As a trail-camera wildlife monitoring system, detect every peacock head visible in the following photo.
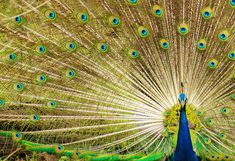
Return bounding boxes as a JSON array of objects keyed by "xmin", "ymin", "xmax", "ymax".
[{"xmin": 179, "ymin": 93, "xmax": 187, "ymax": 108}]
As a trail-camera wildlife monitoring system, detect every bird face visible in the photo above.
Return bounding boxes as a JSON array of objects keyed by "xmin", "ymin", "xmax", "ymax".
[{"xmin": 179, "ymin": 93, "xmax": 187, "ymax": 107}]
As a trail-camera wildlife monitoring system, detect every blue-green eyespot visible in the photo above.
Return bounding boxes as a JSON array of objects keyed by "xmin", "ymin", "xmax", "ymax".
[
  {"xmin": 14, "ymin": 83, "xmax": 24, "ymax": 92},
  {"xmin": 77, "ymin": 12, "xmax": 89, "ymax": 24},
  {"xmin": 202, "ymin": 7, "xmax": 214, "ymax": 20},
  {"xmin": 137, "ymin": 26, "xmax": 149, "ymax": 38},
  {"xmin": 197, "ymin": 39, "xmax": 207, "ymax": 50},
  {"xmin": 97, "ymin": 43, "xmax": 109, "ymax": 53},
  {"xmin": 65, "ymin": 69, "xmax": 76, "ymax": 78},
  {"xmin": 159, "ymin": 39, "xmax": 169, "ymax": 50},
  {"xmin": 108, "ymin": 16, "xmax": 121, "ymax": 27},
  {"xmin": 208, "ymin": 59, "xmax": 218, "ymax": 69},
  {"xmin": 35, "ymin": 45, "xmax": 47, "ymax": 55},
  {"xmin": 152, "ymin": 5, "xmax": 163, "ymax": 18},
  {"xmin": 218, "ymin": 30, "xmax": 230, "ymax": 42},
  {"xmin": 178, "ymin": 23, "xmax": 189, "ymax": 35},
  {"xmin": 30, "ymin": 114, "xmax": 40, "ymax": 122},
  {"xmin": 128, "ymin": 49, "xmax": 140, "ymax": 59},
  {"xmin": 45, "ymin": 10, "xmax": 57, "ymax": 20}
]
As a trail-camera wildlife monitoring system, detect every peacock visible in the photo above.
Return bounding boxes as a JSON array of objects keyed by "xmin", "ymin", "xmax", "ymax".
[{"xmin": 0, "ymin": 0, "xmax": 234, "ymax": 160}]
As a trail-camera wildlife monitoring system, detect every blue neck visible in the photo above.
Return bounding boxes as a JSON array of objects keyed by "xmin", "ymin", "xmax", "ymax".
[{"xmin": 173, "ymin": 106, "xmax": 199, "ymax": 161}]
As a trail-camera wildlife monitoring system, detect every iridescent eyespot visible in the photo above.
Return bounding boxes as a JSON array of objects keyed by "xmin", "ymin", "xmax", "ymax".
[
  {"xmin": 14, "ymin": 16, "xmax": 25, "ymax": 25},
  {"xmin": 36, "ymin": 45, "xmax": 47, "ymax": 55},
  {"xmin": 218, "ymin": 30, "xmax": 229, "ymax": 42},
  {"xmin": 206, "ymin": 117, "xmax": 214, "ymax": 126},
  {"xmin": 47, "ymin": 100, "xmax": 57, "ymax": 109},
  {"xmin": 228, "ymin": 51, "xmax": 235, "ymax": 60},
  {"xmin": 152, "ymin": 5, "xmax": 163, "ymax": 18},
  {"xmin": 65, "ymin": 69, "xmax": 76, "ymax": 78},
  {"xmin": 9, "ymin": 53, "xmax": 15, "ymax": 60},
  {"xmin": 0, "ymin": 99, "xmax": 5, "ymax": 107},
  {"xmin": 220, "ymin": 107, "xmax": 230, "ymax": 115},
  {"xmin": 204, "ymin": 138, "xmax": 211, "ymax": 144},
  {"xmin": 14, "ymin": 83, "xmax": 24, "ymax": 92},
  {"xmin": 128, "ymin": 49, "xmax": 140, "ymax": 59},
  {"xmin": 15, "ymin": 16, "xmax": 21, "ymax": 24},
  {"xmin": 137, "ymin": 26, "xmax": 149, "ymax": 38},
  {"xmin": 197, "ymin": 39, "xmax": 207, "ymax": 50},
  {"xmin": 36, "ymin": 74, "xmax": 47, "ymax": 83},
  {"xmin": 108, "ymin": 16, "xmax": 121, "ymax": 27},
  {"xmin": 12, "ymin": 132, "xmax": 22, "ymax": 142},
  {"xmin": 218, "ymin": 132, "xmax": 226, "ymax": 139},
  {"xmin": 65, "ymin": 41, "xmax": 77, "ymax": 52},
  {"xmin": 178, "ymin": 23, "xmax": 189, "ymax": 35},
  {"xmin": 55, "ymin": 145, "xmax": 64, "ymax": 153},
  {"xmin": 223, "ymin": 154, "xmax": 232, "ymax": 160},
  {"xmin": 127, "ymin": 0, "xmax": 139, "ymax": 5},
  {"xmin": 45, "ymin": 10, "xmax": 57, "ymax": 20},
  {"xmin": 202, "ymin": 7, "xmax": 213, "ymax": 20},
  {"xmin": 5, "ymin": 53, "xmax": 17, "ymax": 63},
  {"xmin": 97, "ymin": 43, "xmax": 109, "ymax": 53},
  {"xmin": 159, "ymin": 39, "xmax": 169, "ymax": 50},
  {"xmin": 208, "ymin": 59, "xmax": 218, "ymax": 69},
  {"xmin": 230, "ymin": 0, "xmax": 235, "ymax": 8},
  {"xmin": 77, "ymin": 12, "xmax": 89, "ymax": 24},
  {"xmin": 30, "ymin": 114, "xmax": 40, "ymax": 122}
]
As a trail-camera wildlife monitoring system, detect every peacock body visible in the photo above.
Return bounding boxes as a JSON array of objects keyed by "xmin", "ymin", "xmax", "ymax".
[{"xmin": 0, "ymin": 0, "xmax": 234, "ymax": 160}]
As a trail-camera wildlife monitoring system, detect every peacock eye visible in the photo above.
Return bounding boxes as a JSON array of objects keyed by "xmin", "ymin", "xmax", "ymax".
[
  {"xmin": 55, "ymin": 145, "xmax": 64, "ymax": 153},
  {"xmin": 12, "ymin": 132, "xmax": 22, "ymax": 142},
  {"xmin": 36, "ymin": 74, "xmax": 47, "ymax": 83},
  {"xmin": 159, "ymin": 39, "xmax": 170, "ymax": 50},
  {"xmin": 152, "ymin": 5, "xmax": 163, "ymax": 17},
  {"xmin": 65, "ymin": 41, "xmax": 77, "ymax": 52},
  {"xmin": 202, "ymin": 7, "xmax": 213, "ymax": 20},
  {"xmin": 108, "ymin": 16, "xmax": 120, "ymax": 28},
  {"xmin": 39, "ymin": 46, "xmax": 45, "ymax": 52},
  {"xmin": 30, "ymin": 114, "xmax": 40, "ymax": 122},
  {"xmin": 197, "ymin": 39, "xmax": 207, "ymax": 50},
  {"xmin": 230, "ymin": 0, "xmax": 235, "ymax": 7},
  {"xmin": 101, "ymin": 44, "xmax": 107, "ymax": 51},
  {"xmin": 81, "ymin": 14, "xmax": 87, "ymax": 21},
  {"xmin": 128, "ymin": 49, "xmax": 140, "ymax": 59},
  {"xmin": 220, "ymin": 107, "xmax": 230, "ymax": 115},
  {"xmin": 77, "ymin": 12, "xmax": 89, "ymax": 24},
  {"xmin": 137, "ymin": 26, "xmax": 149, "ymax": 38},
  {"xmin": 178, "ymin": 23, "xmax": 189, "ymax": 35},
  {"xmin": 15, "ymin": 133, "xmax": 21, "ymax": 138},
  {"xmin": 218, "ymin": 30, "xmax": 229, "ymax": 42},
  {"xmin": 65, "ymin": 69, "xmax": 76, "ymax": 78},
  {"xmin": 58, "ymin": 146, "xmax": 62, "ymax": 150},
  {"xmin": 14, "ymin": 83, "xmax": 24, "ymax": 92},
  {"xmin": 49, "ymin": 12, "xmax": 55, "ymax": 19},
  {"xmin": 9, "ymin": 53, "xmax": 15, "ymax": 60},
  {"xmin": 208, "ymin": 59, "xmax": 218, "ymax": 69},
  {"xmin": 113, "ymin": 18, "xmax": 118, "ymax": 25},
  {"xmin": 70, "ymin": 43, "xmax": 75, "ymax": 49},
  {"xmin": 47, "ymin": 100, "xmax": 57, "ymax": 109},
  {"xmin": 97, "ymin": 43, "xmax": 108, "ymax": 53},
  {"xmin": 228, "ymin": 51, "xmax": 235, "ymax": 60},
  {"xmin": 15, "ymin": 16, "xmax": 21, "ymax": 23},
  {"xmin": 45, "ymin": 10, "xmax": 57, "ymax": 20},
  {"xmin": 35, "ymin": 45, "xmax": 47, "ymax": 55}
]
